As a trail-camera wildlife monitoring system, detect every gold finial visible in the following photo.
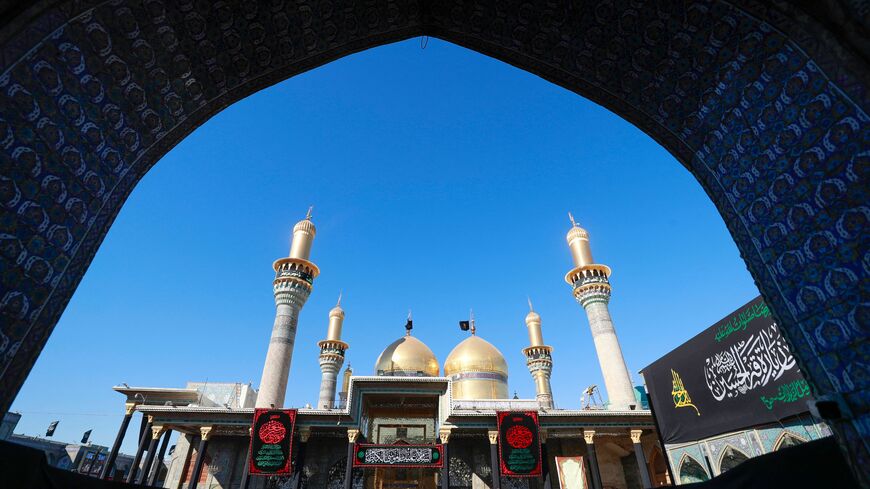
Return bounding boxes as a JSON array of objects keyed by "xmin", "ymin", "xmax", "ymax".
[
  {"xmin": 405, "ymin": 310, "xmax": 413, "ymax": 336},
  {"xmin": 306, "ymin": 206, "xmax": 313, "ymax": 220},
  {"xmin": 568, "ymin": 211, "xmax": 577, "ymax": 227},
  {"xmin": 470, "ymin": 309, "xmax": 476, "ymax": 336}
]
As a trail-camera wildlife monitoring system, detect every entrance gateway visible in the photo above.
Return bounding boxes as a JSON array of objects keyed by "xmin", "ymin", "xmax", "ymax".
[{"xmin": 0, "ymin": 1, "xmax": 865, "ymax": 483}]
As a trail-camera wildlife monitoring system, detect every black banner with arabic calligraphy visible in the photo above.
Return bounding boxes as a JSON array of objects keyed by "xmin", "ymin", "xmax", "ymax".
[
  {"xmin": 353, "ymin": 444, "xmax": 443, "ymax": 468},
  {"xmin": 641, "ymin": 296, "xmax": 813, "ymax": 444}
]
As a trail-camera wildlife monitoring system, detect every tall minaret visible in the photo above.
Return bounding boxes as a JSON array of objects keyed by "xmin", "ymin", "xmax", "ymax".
[
  {"xmin": 563, "ymin": 213, "xmax": 636, "ymax": 410},
  {"xmin": 317, "ymin": 294, "xmax": 348, "ymax": 409},
  {"xmin": 256, "ymin": 209, "xmax": 320, "ymax": 408},
  {"xmin": 523, "ymin": 299, "xmax": 554, "ymax": 409}
]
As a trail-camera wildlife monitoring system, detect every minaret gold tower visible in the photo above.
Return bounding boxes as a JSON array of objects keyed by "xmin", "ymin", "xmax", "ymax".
[
  {"xmin": 256, "ymin": 209, "xmax": 320, "ymax": 408},
  {"xmin": 523, "ymin": 299, "xmax": 554, "ymax": 409},
  {"xmin": 564, "ymin": 214, "xmax": 636, "ymax": 410},
  {"xmin": 317, "ymin": 294, "xmax": 348, "ymax": 409}
]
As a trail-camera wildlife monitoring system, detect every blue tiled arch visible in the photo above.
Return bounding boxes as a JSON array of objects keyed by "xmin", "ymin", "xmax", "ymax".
[{"xmin": 0, "ymin": 0, "xmax": 866, "ymax": 482}]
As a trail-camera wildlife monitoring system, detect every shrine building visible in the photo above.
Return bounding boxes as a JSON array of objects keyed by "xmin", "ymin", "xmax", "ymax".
[{"xmin": 103, "ymin": 212, "xmax": 670, "ymax": 489}]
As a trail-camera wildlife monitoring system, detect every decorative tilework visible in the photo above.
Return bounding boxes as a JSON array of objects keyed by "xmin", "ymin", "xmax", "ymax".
[{"xmin": 0, "ymin": 0, "xmax": 866, "ymax": 482}]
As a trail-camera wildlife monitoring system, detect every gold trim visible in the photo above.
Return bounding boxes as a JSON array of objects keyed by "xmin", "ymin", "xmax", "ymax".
[
  {"xmin": 200, "ymin": 426, "xmax": 213, "ymax": 441},
  {"xmin": 583, "ymin": 430, "xmax": 596, "ymax": 444},
  {"xmin": 487, "ymin": 430, "xmax": 499, "ymax": 445},
  {"xmin": 124, "ymin": 402, "xmax": 138, "ymax": 415},
  {"xmin": 630, "ymin": 429, "xmax": 643, "ymax": 444},
  {"xmin": 151, "ymin": 425, "xmax": 165, "ymax": 440},
  {"xmin": 272, "ymin": 257, "xmax": 320, "ymax": 278},
  {"xmin": 347, "ymin": 428, "xmax": 360, "ymax": 443},
  {"xmin": 564, "ymin": 264, "xmax": 612, "ymax": 284}
]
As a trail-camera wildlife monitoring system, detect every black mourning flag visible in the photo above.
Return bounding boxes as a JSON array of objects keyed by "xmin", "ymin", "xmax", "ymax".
[
  {"xmin": 459, "ymin": 321, "xmax": 470, "ymax": 331},
  {"xmin": 405, "ymin": 318, "xmax": 413, "ymax": 332},
  {"xmin": 45, "ymin": 421, "xmax": 59, "ymax": 437},
  {"xmin": 641, "ymin": 296, "xmax": 813, "ymax": 444},
  {"xmin": 81, "ymin": 429, "xmax": 92, "ymax": 444}
]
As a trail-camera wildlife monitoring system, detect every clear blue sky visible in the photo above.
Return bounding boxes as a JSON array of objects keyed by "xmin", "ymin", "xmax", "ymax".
[{"xmin": 11, "ymin": 38, "xmax": 758, "ymax": 455}]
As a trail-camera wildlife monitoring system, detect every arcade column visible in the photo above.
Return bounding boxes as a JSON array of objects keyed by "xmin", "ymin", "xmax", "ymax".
[
  {"xmin": 439, "ymin": 428, "xmax": 452, "ymax": 489},
  {"xmin": 239, "ymin": 427, "xmax": 252, "ymax": 489},
  {"xmin": 295, "ymin": 427, "xmax": 311, "ymax": 489},
  {"xmin": 137, "ymin": 424, "xmax": 165, "ymax": 484},
  {"xmin": 101, "ymin": 401, "xmax": 137, "ymax": 479},
  {"xmin": 344, "ymin": 428, "xmax": 360, "ymax": 489},
  {"xmin": 583, "ymin": 430, "xmax": 603, "ymax": 489},
  {"xmin": 630, "ymin": 430, "xmax": 652, "ymax": 488},
  {"xmin": 147, "ymin": 427, "xmax": 173, "ymax": 486},
  {"xmin": 488, "ymin": 430, "xmax": 501, "ymax": 489},
  {"xmin": 540, "ymin": 429, "xmax": 552, "ymax": 489},
  {"xmin": 126, "ymin": 415, "xmax": 153, "ymax": 484},
  {"xmin": 189, "ymin": 426, "xmax": 213, "ymax": 489}
]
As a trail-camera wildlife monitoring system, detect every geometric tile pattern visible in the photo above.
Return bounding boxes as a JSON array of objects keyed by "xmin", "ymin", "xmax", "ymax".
[{"xmin": 0, "ymin": 0, "xmax": 866, "ymax": 482}]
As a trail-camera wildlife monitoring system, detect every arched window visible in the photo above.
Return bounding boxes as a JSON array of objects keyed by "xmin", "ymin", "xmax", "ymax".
[
  {"xmin": 678, "ymin": 455, "xmax": 709, "ymax": 484},
  {"xmin": 718, "ymin": 446, "xmax": 750, "ymax": 474},
  {"xmin": 773, "ymin": 432, "xmax": 806, "ymax": 451}
]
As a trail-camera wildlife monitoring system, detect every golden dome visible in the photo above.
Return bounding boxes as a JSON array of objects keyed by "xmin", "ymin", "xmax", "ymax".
[
  {"xmin": 445, "ymin": 335, "xmax": 509, "ymax": 399},
  {"xmin": 374, "ymin": 335, "xmax": 440, "ymax": 377}
]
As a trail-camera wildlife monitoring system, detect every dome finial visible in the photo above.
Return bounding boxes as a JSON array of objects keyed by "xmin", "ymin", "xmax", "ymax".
[
  {"xmin": 527, "ymin": 296, "xmax": 534, "ymax": 312},
  {"xmin": 405, "ymin": 310, "xmax": 413, "ymax": 336},
  {"xmin": 568, "ymin": 211, "xmax": 577, "ymax": 228},
  {"xmin": 336, "ymin": 290, "xmax": 342, "ymax": 307},
  {"xmin": 306, "ymin": 205, "xmax": 313, "ymax": 220},
  {"xmin": 470, "ymin": 309, "xmax": 476, "ymax": 336}
]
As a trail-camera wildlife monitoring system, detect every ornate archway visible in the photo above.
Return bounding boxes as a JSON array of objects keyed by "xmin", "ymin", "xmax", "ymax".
[
  {"xmin": 677, "ymin": 454, "xmax": 709, "ymax": 484},
  {"xmin": 0, "ymin": 0, "xmax": 866, "ymax": 481},
  {"xmin": 717, "ymin": 445, "xmax": 750, "ymax": 474}
]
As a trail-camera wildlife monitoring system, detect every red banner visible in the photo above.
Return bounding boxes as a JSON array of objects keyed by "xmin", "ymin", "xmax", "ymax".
[
  {"xmin": 248, "ymin": 409, "xmax": 297, "ymax": 476},
  {"xmin": 497, "ymin": 411, "xmax": 542, "ymax": 477}
]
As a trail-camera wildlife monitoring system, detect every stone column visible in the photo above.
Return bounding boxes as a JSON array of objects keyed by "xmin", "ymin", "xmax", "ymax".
[
  {"xmin": 126, "ymin": 415, "xmax": 153, "ymax": 483},
  {"xmin": 189, "ymin": 426, "xmax": 213, "ymax": 489},
  {"xmin": 439, "ymin": 428, "xmax": 452, "ymax": 489},
  {"xmin": 137, "ymin": 425, "xmax": 164, "ymax": 484},
  {"xmin": 147, "ymin": 428, "xmax": 173, "ymax": 486},
  {"xmin": 488, "ymin": 430, "xmax": 501, "ymax": 489},
  {"xmin": 344, "ymin": 428, "xmax": 359, "ymax": 489},
  {"xmin": 583, "ymin": 430, "xmax": 603, "ymax": 489},
  {"xmin": 101, "ymin": 401, "xmax": 136, "ymax": 479},
  {"xmin": 630, "ymin": 430, "xmax": 652, "ymax": 488}
]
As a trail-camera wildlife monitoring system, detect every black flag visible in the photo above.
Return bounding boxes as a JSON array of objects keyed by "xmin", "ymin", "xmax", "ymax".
[
  {"xmin": 81, "ymin": 429, "xmax": 92, "ymax": 444},
  {"xmin": 45, "ymin": 421, "xmax": 59, "ymax": 437},
  {"xmin": 405, "ymin": 311, "xmax": 413, "ymax": 332},
  {"xmin": 459, "ymin": 321, "xmax": 470, "ymax": 331}
]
